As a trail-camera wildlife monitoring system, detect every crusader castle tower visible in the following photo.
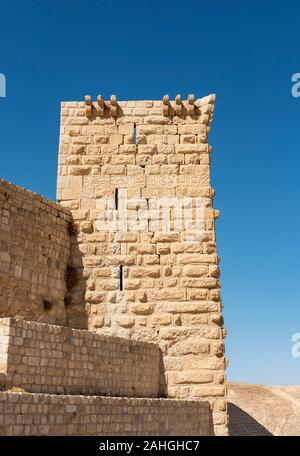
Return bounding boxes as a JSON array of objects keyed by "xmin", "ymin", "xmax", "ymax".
[{"xmin": 56, "ymin": 93, "xmax": 227, "ymax": 434}]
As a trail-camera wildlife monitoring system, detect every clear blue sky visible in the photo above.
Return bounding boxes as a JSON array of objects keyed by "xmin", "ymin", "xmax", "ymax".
[{"xmin": 1, "ymin": 1, "xmax": 299, "ymax": 385}]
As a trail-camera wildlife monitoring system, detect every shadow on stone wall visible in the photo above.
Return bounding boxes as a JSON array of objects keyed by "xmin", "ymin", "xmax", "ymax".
[
  {"xmin": 158, "ymin": 350, "xmax": 167, "ymax": 398},
  {"xmin": 228, "ymin": 403, "xmax": 273, "ymax": 436},
  {"xmin": 64, "ymin": 220, "xmax": 88, "ymax": 330}
]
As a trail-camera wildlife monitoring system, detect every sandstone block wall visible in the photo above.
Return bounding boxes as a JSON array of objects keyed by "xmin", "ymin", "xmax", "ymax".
[
  {"xmin": 0, "ymin": 180, "xmax": 72, "ymax": 325},
  {"xmin": 0, "ymin": 392, "xmax": 212, "ymax": 436},
  {"xmin": 0, "ymin": 318, "xmax": 160, "ymax": 397},
  {"xmin": 57, "ymin": 95, "xmax": 228, "ymax": 435}
]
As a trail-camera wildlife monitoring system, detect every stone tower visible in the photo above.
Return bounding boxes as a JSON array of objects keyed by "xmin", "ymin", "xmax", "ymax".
[{"xmin": 57, "ymin": 94, "xmax": 227, "ymax": 435}]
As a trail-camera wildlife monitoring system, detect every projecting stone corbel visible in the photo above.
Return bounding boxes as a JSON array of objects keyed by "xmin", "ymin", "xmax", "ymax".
[
  {"xmin": 95, "ymin": 95, "xmax": 105, "ymax": 116},
  {"xmin": 110, "ymin": 95, "xmax": 118, "ymax": 117},
  {"xmin": 213, "ymin": 209, "xmax": 220, "ymax": 219},
  {"xmin": 188, "ymin": 94, "xmax": 195, "ymax": 115},
  {"xmin": 195, "ymin": 93, "xmax": 216, "ymax": 108},
  {"xmin": 175, "ymin": 94, "xmax": 182, "ymax": 115},
  {"xmin": 195, "ymin": 94, "xmax": 216, "ymax": 125},
  {"xmin": 162, "ymin": 95, "xmax": 170, "ymax": 116},
  {"xmin": 85, "ymin": 95, "xmax": 92, "ymax": 117}
]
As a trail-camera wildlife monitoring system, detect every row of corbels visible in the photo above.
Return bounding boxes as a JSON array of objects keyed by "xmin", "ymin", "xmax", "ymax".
[
  {"xmin": 84, "ymin": 93, "xmax": 215, "ymax": 118},
  {"xmin": 163, "ymin": 94, "xmax": 196, "ymax": 116},
  {"xmin": 85, "ymin": 95, "xmax": 118, "ymax": 117},
  {"xmin": 163, "ymin": 94, "xmax": 215, "ymax": 118}
]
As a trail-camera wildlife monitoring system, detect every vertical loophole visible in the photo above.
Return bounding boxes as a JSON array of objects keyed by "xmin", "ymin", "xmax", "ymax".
[
  {"xmin": 115, "ymin": 188, "xmax": 118, "ymax": 210},
  {"xmin": 134, "ymin": 124, "xmax": 136, "ymax": 144},
  {"xmin": 119, "ymin": 265, "xmax": 123, "ymax": 291}
]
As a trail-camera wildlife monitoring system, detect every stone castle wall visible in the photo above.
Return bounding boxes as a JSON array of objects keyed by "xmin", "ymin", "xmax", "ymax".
[
  {"xmin": 0, "ymin": 93, "xmax": 228, "ymax": 436},
  {"xmin": 0, "ymin": 318, "xmax": 160, "ymax": 397},
  {"xmin": 0, "ymin": 318, "xmax": 213, "ymax": 436},
  {"xmin": 56, "ymin": 95, "xmax": 227, "ymax": 435},
  {"xmin": 0, "ymin": 180, "xmax": 72, "ymax": 325},
  {"xmin": 0, "ymin": 392, "xmax": 212, "ymax": 436}
]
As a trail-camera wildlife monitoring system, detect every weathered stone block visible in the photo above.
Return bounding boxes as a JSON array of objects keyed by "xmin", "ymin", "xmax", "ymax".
[
  {"xmin": 183, "ymin": 265, "xmax": 208, "ymax": 277},
  {"xmin": 170, "ymin": 371, "xmax": 213, "ymax": 384}
]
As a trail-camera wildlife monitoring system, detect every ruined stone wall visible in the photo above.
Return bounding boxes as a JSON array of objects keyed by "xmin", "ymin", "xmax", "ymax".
[
  {"xmin": 0, "ymin": 180, "xmax": 72, "ymax": 325},
  {"xmin": 0, "ymin": 318, "xmax": 160, "ymax": 397},
  {"xmin": 57, "ymin": 95, "xmax": 227, "ymax": 435},
  {"xmin": 0, "ymin": 392, "xmax": 212, "ymax": 436}
]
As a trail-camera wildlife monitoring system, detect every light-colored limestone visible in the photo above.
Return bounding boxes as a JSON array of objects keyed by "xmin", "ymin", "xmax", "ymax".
[
  {"xmin": 0, "ymin": 179, "xmax": 71, "ymax": 325},
  {"xmin": 56, "ymin": 95, "xmax": 227, "ymax": 435},
  {"xmin": 0, "ymin": 318, "xmax": 160, "ymax": 397},
  {"xmin": 0, "ymin": 94, "xmax": 226, "ymax": 436},
  {"xmin": 0, "ymin": 392, "xmax": 212, "ymax": 436}
]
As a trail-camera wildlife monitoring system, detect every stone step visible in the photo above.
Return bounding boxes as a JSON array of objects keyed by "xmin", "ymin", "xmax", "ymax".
[
  {"xmin": 0, "ymin": 317, "xmax": 161, "ymax": 397},
  {"xmin": 0, "ymin": 391, "xmax": 212, "ymax": 436}
]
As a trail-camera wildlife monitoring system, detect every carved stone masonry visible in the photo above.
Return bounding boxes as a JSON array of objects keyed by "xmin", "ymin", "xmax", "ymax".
[{"xmin": 57, "ymin": 93, "xmax": 227, "ymax": 435}]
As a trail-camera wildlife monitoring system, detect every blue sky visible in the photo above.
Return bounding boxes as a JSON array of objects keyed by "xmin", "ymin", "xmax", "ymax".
[{"xmin": 0, "ymin": 0, "xmax": 299, "ymax": 385}]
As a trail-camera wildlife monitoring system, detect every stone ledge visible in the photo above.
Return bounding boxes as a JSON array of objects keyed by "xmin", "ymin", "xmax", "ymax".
[
  {"xmin": 0, "ymin": 178, "xmax": 71, "ymax": 218},
  {"xmin": 0, "ymin": 318, "xmax": 161, "ymax": 398},
  {"xmin": 0, "ymin": 392, "xmax": 213, "ymax": 436}
]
